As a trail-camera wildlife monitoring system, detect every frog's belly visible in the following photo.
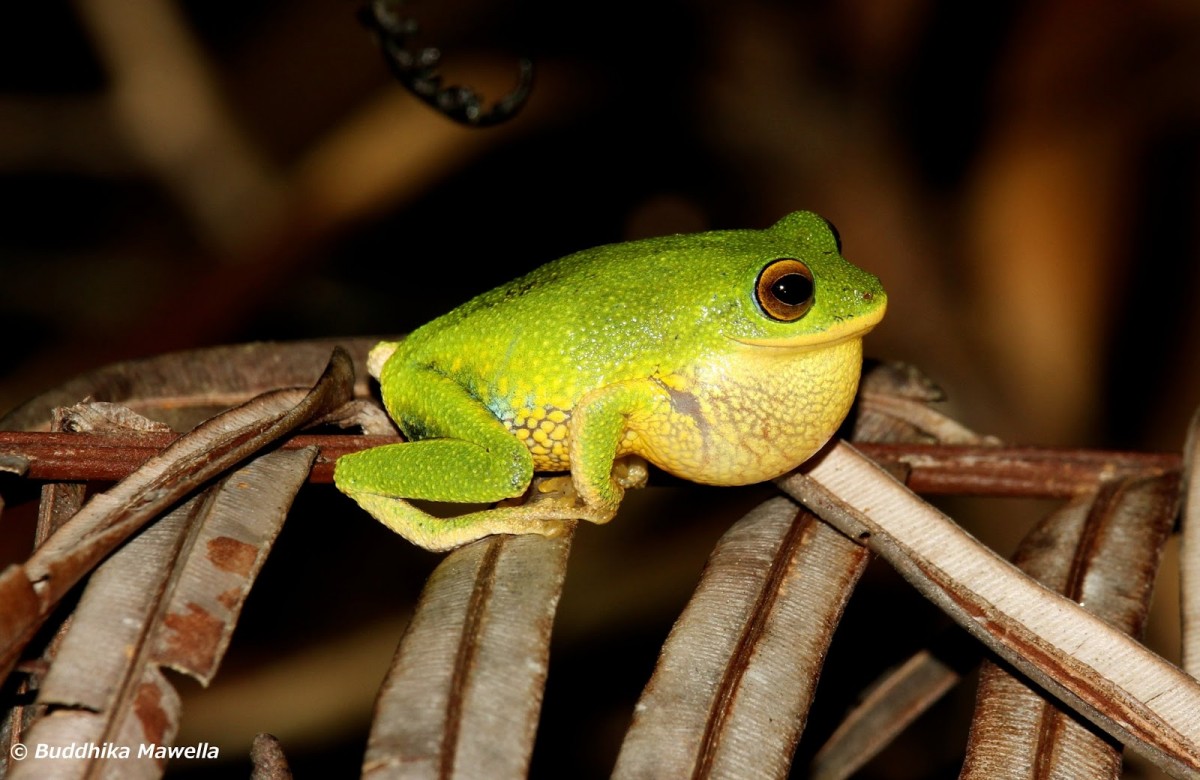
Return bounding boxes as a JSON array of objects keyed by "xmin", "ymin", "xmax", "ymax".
[
  {"xmin": 626, "ymin": 340, "xmax": 864, "ymax": 486},
  {"xmin": 495, "ymin": 339, "xmax": 864, "ymax": 483}
]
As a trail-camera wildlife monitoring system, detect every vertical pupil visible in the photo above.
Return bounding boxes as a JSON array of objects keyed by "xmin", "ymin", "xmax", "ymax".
[{"xmin": 772, "ymin": 273, "xmax": 813, "ymax": 306}]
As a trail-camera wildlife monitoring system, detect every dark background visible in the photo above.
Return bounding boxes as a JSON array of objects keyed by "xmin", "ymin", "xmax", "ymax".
[{"xmin": 2, "ymin": 1, "xmax": 1198, "ymax": 777}]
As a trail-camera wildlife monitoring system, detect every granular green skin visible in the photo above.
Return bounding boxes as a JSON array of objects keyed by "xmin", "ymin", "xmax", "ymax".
[{"xmin": 335, "ymin": 211, "xmax": 887, "ymax": 551}]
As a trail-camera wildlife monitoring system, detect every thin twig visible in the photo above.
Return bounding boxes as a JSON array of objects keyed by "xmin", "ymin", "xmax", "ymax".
[{"xmin": 0, "ymin": 433, "xmax": 1181, "ymax": 495}]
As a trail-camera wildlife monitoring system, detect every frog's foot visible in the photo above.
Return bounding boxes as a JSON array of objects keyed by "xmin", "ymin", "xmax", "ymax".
[
  {"xmin": 527, "ymin": 474, "xmax": 576, "ymax": 501},
  {"xmin": 521, "ymin": 459, "xmax": 647, "ymax": 528},
  {"xmin": 568, "ymin": 456, "xmax": 649, "ymax": 526},
  {"xmin": 613, "ymin": 456, "xmax": 649, "ymax": 490},
  {"xmin": 348, "ymin": 491, "xmax": 584, "ymax": 552}
]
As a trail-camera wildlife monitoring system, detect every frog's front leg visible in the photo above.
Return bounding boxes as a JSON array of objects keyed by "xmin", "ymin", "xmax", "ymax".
[{"xmin": 561, "ymin": 379, "xmax": 663, "ymax": 523}]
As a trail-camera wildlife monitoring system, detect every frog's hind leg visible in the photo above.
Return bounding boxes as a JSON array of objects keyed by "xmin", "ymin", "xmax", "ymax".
[
  {"xmin": 335, "ymin": 438, "xmax": 532, "ymax": 503},
  {"xmin": 338, "ymin": 446, "xmax": 616, "ymax": 550},
  {"xmin": 334, "ymin": 366, "xmax": 554, "ymax": 550},
  {"xmin": 335, "ymin": 437, "xmax": 544, "ymax": 550},
  {"xmin": 346, "ymin": 491, "xmax": 578, "ymax": 552}
]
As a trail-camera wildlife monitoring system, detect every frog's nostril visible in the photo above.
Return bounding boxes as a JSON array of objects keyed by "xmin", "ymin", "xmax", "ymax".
[{"xmin": 862, "ymin": 291, "xmax": 874, "ymax": 301}]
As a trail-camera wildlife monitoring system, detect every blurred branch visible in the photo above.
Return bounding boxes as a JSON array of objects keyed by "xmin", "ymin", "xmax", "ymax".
[
  {"xmin": 74, "ymin": 0, "xmax": 285, "ymax": 254},
  {"xmin": 0, "ymin": 96, "xmax": 134, "ymax": 174}
]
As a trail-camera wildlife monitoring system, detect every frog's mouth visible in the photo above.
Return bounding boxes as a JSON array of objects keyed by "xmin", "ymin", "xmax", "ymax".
[{"xmin": 732, "ymin": 299, "xmax": 887, "ymax": 350}]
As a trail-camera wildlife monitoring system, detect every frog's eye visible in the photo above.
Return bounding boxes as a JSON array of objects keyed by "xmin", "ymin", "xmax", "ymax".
[
  {"xmin": 756, "ymin": 259, "xmax": 815, "ymax": 322},
  {"xmin": 820, "ymin": 217, "xmax": 843, "ymax": 253}
]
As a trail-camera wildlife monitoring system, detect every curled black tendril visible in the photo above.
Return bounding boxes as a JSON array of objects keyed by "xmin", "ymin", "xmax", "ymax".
[{"xmin": 360, "ymin": 0, "xmax": 533, "ymax": 128}]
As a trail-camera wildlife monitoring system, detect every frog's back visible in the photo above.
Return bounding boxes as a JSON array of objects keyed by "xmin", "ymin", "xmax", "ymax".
[{"xmin": 398, "ymin": 231, "xmax": 747, "ymax": 381}]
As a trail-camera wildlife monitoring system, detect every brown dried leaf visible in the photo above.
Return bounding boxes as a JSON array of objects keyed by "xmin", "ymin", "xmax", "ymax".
[
  {"xmin": 809, "ymin": 643, "xmax": 972, "ymax": 780},
  {"xmin": 794, "ymin": 413, "xmax": 1183, "ymax": 778},
  {"xmin": 0, "ymin": 339, "xmax": 376, "ymax": 433},
  {"xmin": 35, "ymin": 482, "xmax": 87, "ymax": 546},
  {"xmin": 0, "ymin": 569, "xmax": 40, "ymax": 671},
  {"xmin": 59, "ymin": 402, "xmax": 174, "ymax": 433},
  {"xmin": 154, "ymin": 448, "xmax": 313, "ymax": 684},
  {"xmin": 0, "ymin": 347, "xmax": 352, "ymax": 684},
  {"xmin": 0, "ymin": 455, "xmax": 29, "ymax": 476},
  {"xmin": 13, "ymin": 498, "xmax": 196, "ymax": 780},
  {"xmin": 0, "ymin": 409, "xmax": 90, "ymax": 775},
  {"xmin": 855, "ymin": 362, "xmax": 999, "ymax": 446},
  {"xmin": 37, "ymin": 403, "xmax": 150, "ymax": 544},
  {"xmin": 854, "ymin": 443, "xmax": 1179, "ymax": 498},
  {"xmin": 859, "ymin": 360, "xmax": 948, "ymax": 402},
  {"xmin": 781, "ymin": 443, "xmax": 1200, "ymax": 779},
  {"xmin": 613, "ymin": 497, "xmax": 869, "ymax": 780},
  {"xmin": 808, "ymin": 364, "xmax": 1000, "ymax": 779},
  {"xmin": 363, "ymin": 532, "xmax": 572, "ymax": 780},
  {"xmin": 11, "ymin": 447, "xmax": 313, "ymax": 780},
  {"xmin": 13, "ymin": 669, "xmax": 180, "ymax": 780},
  {"xmin": 1183, "ymin": 407, "xmax": 1200, "ymax": 676},
  {"xmin": 811, "ymin": 480, "xmax": 1176, "ymax": 777},
  {"xmin": 314, "ymin": 398, "xmax": 398, "ymax": 436},
  {"xmin": 961, "ymin": 474, "xmax": 1179, "ymax": 779}
]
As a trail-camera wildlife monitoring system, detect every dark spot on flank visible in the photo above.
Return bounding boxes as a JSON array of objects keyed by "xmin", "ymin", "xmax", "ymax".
[{"xmin": 651, "ymin": 376, "xmax": 708, "ymax": 433}]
